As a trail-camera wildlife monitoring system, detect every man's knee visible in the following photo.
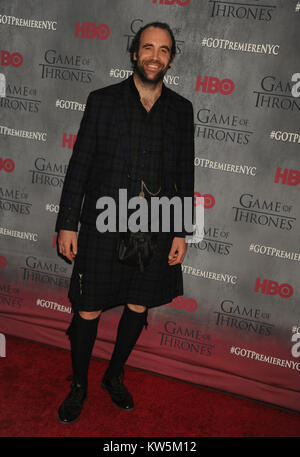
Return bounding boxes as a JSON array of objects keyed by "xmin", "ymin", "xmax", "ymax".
[
  {"xmin": 79, "ymin": 310, "xmax": 102, "ymax": 320},
  {"xmin": 127, "ymin": 304, "xmax": 147, "ymax": 313}
]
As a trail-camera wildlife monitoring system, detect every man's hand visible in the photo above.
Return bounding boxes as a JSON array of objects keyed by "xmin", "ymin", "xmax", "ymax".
[
  {"xmin": 168, "ymin": 237, "xmax": 187, "ymax": 266},
  {"xmin": 58, "ymin": 230, "xmax": 78, "ymax": 262}
]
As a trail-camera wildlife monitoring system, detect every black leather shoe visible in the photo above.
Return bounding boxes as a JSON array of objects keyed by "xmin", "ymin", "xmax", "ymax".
[
  {"xmin": 57, "ymin": 382, "xmax": 87, "ymax": 424},
  {"xmin": 101, "ymin": 369, "xmax": 134, "ymax": 411}
]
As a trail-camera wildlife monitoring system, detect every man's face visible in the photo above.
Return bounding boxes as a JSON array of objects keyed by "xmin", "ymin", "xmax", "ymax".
[{"xmin": 133, "ymin": 26, "xmax": 173, "ymax": 84}]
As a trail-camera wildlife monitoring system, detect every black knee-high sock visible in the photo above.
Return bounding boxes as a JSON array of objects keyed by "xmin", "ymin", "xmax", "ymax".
[
  {"xmin": 106, "ymin": 305, "xmax": 148, "ymax": 379},
  {"xmin": 67, "ymin": 312, "xmax": 100, "ymax": 389}
]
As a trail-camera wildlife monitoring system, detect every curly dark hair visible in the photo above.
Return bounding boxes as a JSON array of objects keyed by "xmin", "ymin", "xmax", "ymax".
[{"xmin": 129, "ymin": 21, "xmax": 176, "ymax": 66}]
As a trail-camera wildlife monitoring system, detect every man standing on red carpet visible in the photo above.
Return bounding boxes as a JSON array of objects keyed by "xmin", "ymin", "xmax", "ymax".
[{"xmin": 55, "ymin": 22, "xmax": 195, "ymax": 424}]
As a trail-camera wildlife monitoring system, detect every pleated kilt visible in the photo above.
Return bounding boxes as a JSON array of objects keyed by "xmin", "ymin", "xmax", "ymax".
[{"xmin": 68, "ymin": 223, "xmax": 183, "ymax": 312}]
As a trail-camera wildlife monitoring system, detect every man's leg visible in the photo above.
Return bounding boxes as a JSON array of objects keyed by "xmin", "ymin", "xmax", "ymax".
[
  {"xmin": 58, "ymin": 310, "xmax": 102, "ymax": 424},
  {"xmin": 101, "ymin": 304, "xmax": 148, "ymax": 411},
  {"xmin": 69, "ymin": 311, "xmax": 102, "ymax": 386}
]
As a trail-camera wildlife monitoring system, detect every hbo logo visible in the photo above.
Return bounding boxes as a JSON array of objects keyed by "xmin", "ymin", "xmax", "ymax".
[
  {"xmin": 75, "ymin": 21, "xmax": 110, "ymax": 40},
  {"xmin": 0, "ymin": 50, "xmax": 23, "ymax": 67},
  {"xmin": 195, "ymin": 75, "xmax": 235, "ymax": 95},
  {"xmin": 254, "ymin": 278, "xmax": 294, "ymax": 299}
]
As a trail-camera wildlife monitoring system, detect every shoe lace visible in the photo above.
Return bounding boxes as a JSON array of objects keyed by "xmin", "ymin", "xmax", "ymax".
[
  {"xmin": 67, "ymin": 384, "xmax": 86, "ymax": 405},
  {"xmin": 109, "ymin": 379, "xmax": 131, "ymax": 399}
]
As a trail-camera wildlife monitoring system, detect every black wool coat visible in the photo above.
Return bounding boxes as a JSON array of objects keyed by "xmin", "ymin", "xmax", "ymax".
[{"xmin": 55, "ymin": 76, "xmax": 195, "ymax": 237}]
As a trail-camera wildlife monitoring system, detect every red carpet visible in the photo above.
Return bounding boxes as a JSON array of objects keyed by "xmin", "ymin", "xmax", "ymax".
[{"xmin": 1, "ymin": 335, "xmax": 300, "ymax": 438}]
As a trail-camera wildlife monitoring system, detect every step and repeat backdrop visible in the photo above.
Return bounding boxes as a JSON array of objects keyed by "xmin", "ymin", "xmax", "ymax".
[{"xmin": 1, "ymin": 0, "xmax": 300, "ymax": 412}]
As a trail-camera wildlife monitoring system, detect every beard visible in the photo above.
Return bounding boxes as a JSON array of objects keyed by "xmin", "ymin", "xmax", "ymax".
[{"xmin": 134, "ymin": 57, "xmax": 170, "ymax": 85}]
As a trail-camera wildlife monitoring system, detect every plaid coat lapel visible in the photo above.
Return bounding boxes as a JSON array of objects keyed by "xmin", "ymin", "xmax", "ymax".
[
  {"xmin": 102, "ymin": 79, "xmax": 132, "ymax": 190},
  {"xmin": 162, "ymin": 91, "xmax": 177, "ymax": 192}
]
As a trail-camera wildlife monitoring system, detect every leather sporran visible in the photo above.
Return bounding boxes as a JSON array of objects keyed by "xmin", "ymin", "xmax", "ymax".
[{"xmin": 117, "ymin": 231, "xmax": 158, "ymax": 272}]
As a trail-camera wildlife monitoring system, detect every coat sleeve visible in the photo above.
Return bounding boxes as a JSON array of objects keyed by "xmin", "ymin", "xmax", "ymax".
[
  {"xmin": 55, "ymin": 92, "xmax": 98, "ymax": 232},
  {"xmin": 174, "ymin": 100, "xmax": 195, "ymax": 238}
]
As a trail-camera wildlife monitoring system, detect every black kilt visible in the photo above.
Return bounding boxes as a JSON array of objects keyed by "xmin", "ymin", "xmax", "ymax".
[{"xmin": 68, "ymin": 223, "xmax": 183, "ymax": 312}]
